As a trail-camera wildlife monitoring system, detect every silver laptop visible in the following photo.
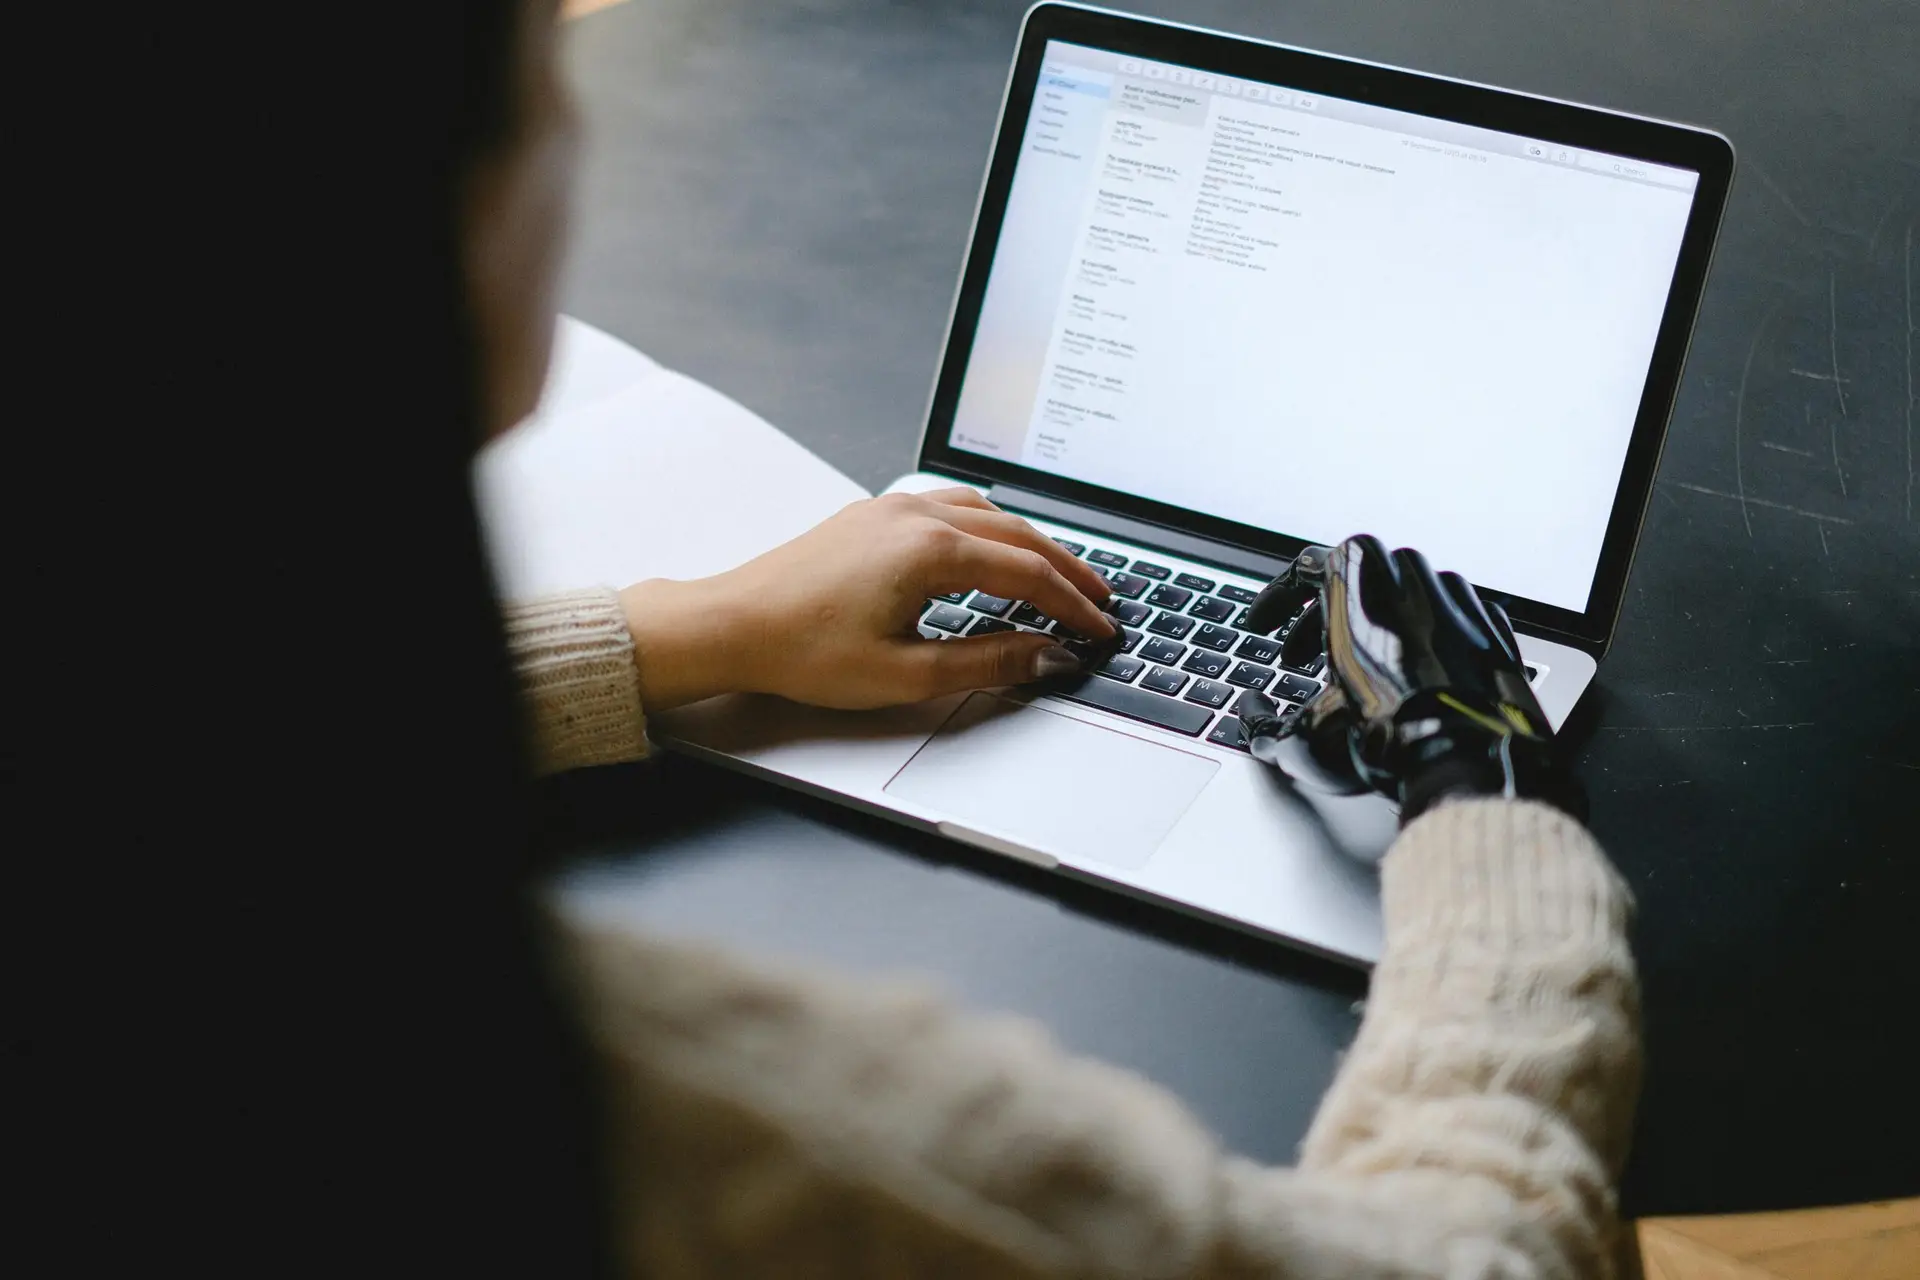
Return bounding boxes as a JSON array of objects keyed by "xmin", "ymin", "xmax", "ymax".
[{"xmin": 654, "ymin": 2, "xmax": 1733, "ymax": 965}]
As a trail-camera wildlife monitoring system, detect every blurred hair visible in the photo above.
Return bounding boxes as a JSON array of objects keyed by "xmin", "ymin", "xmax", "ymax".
[
  {"xmin": 455, "ymin": 0, "xmax": 526, "ymax": 161},
  {"xmin": 23, "ymin": 1, "xmax": 614, "ymax": 1269}
]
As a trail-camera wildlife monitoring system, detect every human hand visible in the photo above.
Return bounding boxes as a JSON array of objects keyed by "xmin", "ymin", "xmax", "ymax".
[
  {"xmin": 617, "ymin": 488, "xmax": 1117, "ymax": 712},
  {"xmin": 1238, "ymin": 534, "xmax": 1584, "ymax": 823}
]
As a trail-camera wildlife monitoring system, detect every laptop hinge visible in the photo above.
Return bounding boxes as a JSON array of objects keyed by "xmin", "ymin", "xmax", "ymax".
[
  {"xmin": 1523, "ymin": 620, "xmax": 1607, "ymax": 661},
  {"xmin": 987, "ymin": 482, "xmax": 1609, "ymax": 658},
  {"xmin": 985, "ymin": 484, "xmax": 1294, "ymax": 582}
]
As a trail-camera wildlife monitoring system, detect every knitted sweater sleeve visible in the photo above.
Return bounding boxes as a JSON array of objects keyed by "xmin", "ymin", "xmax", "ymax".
[
  {"xmin": 561, "ymin": 798, "xmax": 1641, "ymax": 1280},
  {"xmin": 501, "ymin": 587, "xmax": 651, "ymax": 774}
]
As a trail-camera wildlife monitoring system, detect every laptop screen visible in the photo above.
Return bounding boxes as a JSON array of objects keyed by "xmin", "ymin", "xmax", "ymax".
[{"xmin": 945, "ymin": 40, "xmax": 1701, "ymax": 614}]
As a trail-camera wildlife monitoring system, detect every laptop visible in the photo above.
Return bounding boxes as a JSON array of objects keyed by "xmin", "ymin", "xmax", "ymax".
[{"xmin": 652, "ymin": 2, "xmax": 1734, "ymax": 965}]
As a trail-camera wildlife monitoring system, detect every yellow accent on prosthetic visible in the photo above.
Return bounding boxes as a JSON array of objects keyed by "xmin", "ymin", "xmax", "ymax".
[{"xmin": 1437, "ymin": 691, "xmax": 1517, "ymax": 737}]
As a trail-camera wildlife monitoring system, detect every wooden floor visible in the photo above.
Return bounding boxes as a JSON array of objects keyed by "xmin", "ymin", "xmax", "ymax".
[
  {"xmin": 1638, "ymin": 1200, "xmax": 1919, "ymax": 1280},
  {"xmin": 551, "ymin": 2, "xmax": 1914, "ymax": 1277}
]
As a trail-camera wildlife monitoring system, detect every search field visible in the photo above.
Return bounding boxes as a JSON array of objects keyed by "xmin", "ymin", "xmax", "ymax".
[{"xmin": 1577, "ymin": 151, "xmax": 1695, "ymax": 189}]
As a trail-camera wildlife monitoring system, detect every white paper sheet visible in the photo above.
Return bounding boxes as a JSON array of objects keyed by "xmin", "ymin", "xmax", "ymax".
[
  {"xmin": 530, "ymin": 313, "xmax": 660, "ymax": 421},
  {"xmin": 475, "ymin": 317, "xmax": 869, "ymax": 599}
]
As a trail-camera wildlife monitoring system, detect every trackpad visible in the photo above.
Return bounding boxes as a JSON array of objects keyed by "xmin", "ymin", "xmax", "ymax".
[{"xmin": 884, "ymin": 693, "xmax": 1218, "ymax": 871}]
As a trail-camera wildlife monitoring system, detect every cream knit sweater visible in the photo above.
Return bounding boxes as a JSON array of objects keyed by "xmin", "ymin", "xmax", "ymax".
[{"xmin": 506, "ymin": 589, "xmax": 1641, "ymax": 1280}]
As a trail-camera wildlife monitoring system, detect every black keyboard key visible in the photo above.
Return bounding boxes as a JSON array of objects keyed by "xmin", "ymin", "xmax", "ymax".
[
  {"xmin": 1053, "ymin": 538, "xmax": 1087, "ymax": 557},
  {"xmin": 966, "ymin": 616, "xmax": 1015, "ymax": 636},
  {"xmin": 1226, "ymin": 661, "xmax": 1276, "ymax": 690},
  {"xmin": 1095, "ymin": 653, "xmax": 1145, "ymax": 683},
  {"xmin": 1009, "ymin": 602, "xmax": 1053, "ymax": 629},
  {"xmin": 1130, "ymin": 560, "xmax": 1171, "ymax": 580},
  {"xmin": 1280, "ymin": 653, "xmax": 1326, "ymax": 677},
  {"xmin": 1188, "ymin": 595, "xmax": 1235, "ymax": 623},
  {"xmin": 1138, "ymin": 636, "xmax": 1186, "ymax": 666},
  {"xmin": 1218, "ymin": 584, "xmax": 1258, "ymax": 605},
  {"xmin": 1049, "ymin": 674, "xmax": 1214, "ymax": 736},
  {"xmin": 922, "ymin": 603, "xmax": 971, "ymax": 633},
  {"xmin": 1140, "ymin": 665, "xmax": 1189, "ymax": 695},
  {"xmin": 1191, "ymin": 624, "xmax": 1238, "ymax": 652},
  {"xmin": 1184, "ymin": 678, "xmax": 1233, "ymax": 709},
  {"xmin": 968, "ymin": 592, "xmax": 1014, "ymax": 617},
  {"xmin": 1524, "ymin": 663, "xmax": 1539, "ymax": 681},
  {"xmin": 1106, "ymin": 572, "xmax": 1151, "ymax": 599},
  {"xmin": 1146, "ymin": 612, "xmax": 1195, "ymax": 640},
  {"xmin": 1208, "ymin": 717, "xmax": 1250, "ymax": 752},
  {"xmin": 1109, "ymin": 599, "xmax": 1153, "ymax": 626},
  {"xmin": 1174, "ymin": 573, "xmax": 1217, "ymax": 593},
  {"xmin": 1232, "ymin": 606, "xmax": 1258, "ymax": 631},
  {"xmin": 1234, "ymin": 634, "xmax": 1282, "ymax": 664},
  {"xmin": 1276, "ymin": 672, "xmax": 1321, "ymax": 702},
  {"xmin": 1116, "ymin": 626, "xmax": 1142, "ymax": 654},
  {"xmin": 933, "ymin": 590, "xmax": 969, "ymax": 604},
  {"xmin": 1087, "ymin": 549, "xmax": 1129, "ymax": 568},
  {"xmin": 1181, "ymin": 649, "xmax": 1231, "ymax": 679},
  {"xmin": 1144, "ymin": 583, "xmax": 1193, "ymax": 610}
]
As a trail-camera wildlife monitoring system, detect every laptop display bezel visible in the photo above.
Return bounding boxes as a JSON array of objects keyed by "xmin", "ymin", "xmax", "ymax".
[{"xmin": 914, "ymin": 1, "xmax": 1734, "ymax": 654}]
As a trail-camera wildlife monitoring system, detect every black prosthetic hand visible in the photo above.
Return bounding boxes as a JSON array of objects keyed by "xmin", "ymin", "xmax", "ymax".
[{"xmin": 1237, "ymin": 534, "xmax": 1586, "ymax": 825}]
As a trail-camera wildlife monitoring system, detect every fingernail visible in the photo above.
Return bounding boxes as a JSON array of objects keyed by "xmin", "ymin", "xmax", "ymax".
[{"xmin": 1030, "ymin": 645, "xmax": 1083, "ymax": 681}]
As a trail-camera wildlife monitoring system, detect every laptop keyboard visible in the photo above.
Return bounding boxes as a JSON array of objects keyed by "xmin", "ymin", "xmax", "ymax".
[
  {"xmin": 918, "ymin": 522, "xmax": 1550, "ymax": 749},
  {"xmin": 916, "ymin": 528, "xmax": 1329, "ymax": 750},
  {"xmin": 918, "ymin": 520, "xmax": 1550, "ymax": 750}
]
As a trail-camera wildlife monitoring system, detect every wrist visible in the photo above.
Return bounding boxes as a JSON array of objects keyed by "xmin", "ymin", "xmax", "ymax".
[
  {"xmin": 1398, "ymin": 744, "xmax": 1587, "ymax": 826},
  {"xmin": 617, "ymin": 574, "xmax": 761, "ymax": 711}
]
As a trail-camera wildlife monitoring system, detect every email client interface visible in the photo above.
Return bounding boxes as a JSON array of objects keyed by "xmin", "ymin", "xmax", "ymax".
[{"xmin": 947, "ymin": 42, "xmax": 1700, "ymax": 613}]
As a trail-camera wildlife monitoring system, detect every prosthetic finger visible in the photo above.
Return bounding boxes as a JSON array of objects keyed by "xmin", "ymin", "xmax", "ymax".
[
  {"xmin": 1278, "ymin": 596, "xmax": 1325, "ymax": 673},
  {"xmin": 1243, "ymin": 542, "xmax": 1332, "ymax": 635},
  {"xmin": 1483, "ymin": 597, "xmax": 1524, "ymax": 666},
  {"xmin": 1436, "ymin": 569, "xmax": 1499, "ymax": 650},
  {"xmin": 1244, "ymin": 684, "xmax": 1371, "ymax": 795}
]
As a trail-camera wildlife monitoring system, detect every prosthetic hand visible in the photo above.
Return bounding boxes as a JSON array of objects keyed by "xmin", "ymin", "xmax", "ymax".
[{"xmin": 1236, "ymin": 534, "xmax": 1586, "ymax": 825}]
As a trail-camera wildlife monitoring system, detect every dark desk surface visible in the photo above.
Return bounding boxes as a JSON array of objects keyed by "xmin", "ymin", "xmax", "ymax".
[{"xmin": 551, "ymin": 0, "xmax": 1919, "ymax": 1215}]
